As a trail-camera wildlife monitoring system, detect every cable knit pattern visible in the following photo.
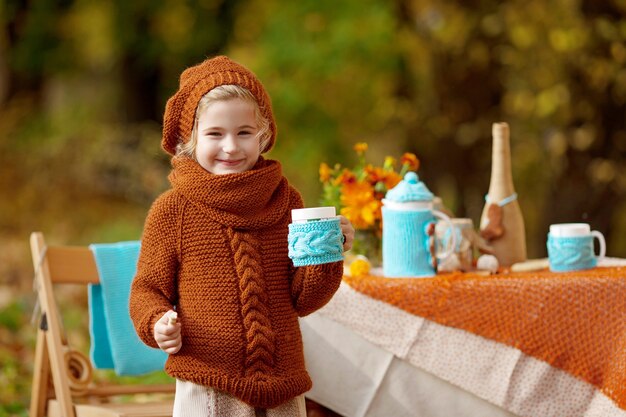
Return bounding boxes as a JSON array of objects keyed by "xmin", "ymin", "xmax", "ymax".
[
  {"xmin": 288, "ymin": 219, "xmax": 344, "ymax": 266},
  {"xmin": 129, "ymin": 156, "xmax": 344, "ymax": 408},
  {"xmin": 547, "ymin": 234, "xmax": 597, "ymax": 271},
  {"xmin": 227, "ymin": 228, "xmax": 276, "ymax": 377}
]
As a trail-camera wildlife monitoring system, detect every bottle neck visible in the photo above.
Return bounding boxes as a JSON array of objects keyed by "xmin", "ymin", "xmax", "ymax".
[{"xmin": 488, "ymin": 124, "xmax": 515, "ymax": 200}]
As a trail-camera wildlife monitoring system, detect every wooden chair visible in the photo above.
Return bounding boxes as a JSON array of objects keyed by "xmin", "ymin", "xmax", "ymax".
[{"xmin": 29, "ymin": 232, "xmax": 175, "ymax": 417}]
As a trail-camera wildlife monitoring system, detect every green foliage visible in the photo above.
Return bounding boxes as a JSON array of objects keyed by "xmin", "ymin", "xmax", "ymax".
[
  {"xmin": 0, "ymin": 295, "xmax": 34, "ymax": 415},
  {"xmin": 0, "ymin": 301, "xmax": 26, "ymax": 332},
  {"xmin": 232, "ymin": 0, "xmax": 400, "ymax": 195},
  {"xmin": 0, "ymin": 404, "xmax": 28, "ymax": 417}
]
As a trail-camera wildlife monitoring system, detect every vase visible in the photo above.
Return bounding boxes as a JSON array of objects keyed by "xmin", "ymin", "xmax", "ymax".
[{"xmin": 479, "ymin": 122, "xmax": 527, "ymax": 267}]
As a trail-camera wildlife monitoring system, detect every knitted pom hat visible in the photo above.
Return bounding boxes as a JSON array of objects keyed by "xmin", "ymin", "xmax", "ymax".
[{"xmin": 162, "ymin": 56, "xmax": 277, "ymax": 155}]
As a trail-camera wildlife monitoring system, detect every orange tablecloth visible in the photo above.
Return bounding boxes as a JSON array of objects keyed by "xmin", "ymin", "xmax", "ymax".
[{"xmin": 343, "ymin": 265, "xmax": 626, "ymax": 411}]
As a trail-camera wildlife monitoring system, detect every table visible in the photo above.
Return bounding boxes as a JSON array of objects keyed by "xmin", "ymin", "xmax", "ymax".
[{"xmin": 301, "ymin": 258, "xmax": 626, "ymax": 417}]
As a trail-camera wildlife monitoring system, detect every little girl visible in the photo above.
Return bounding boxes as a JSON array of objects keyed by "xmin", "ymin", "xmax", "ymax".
[{"xmin": 129, "ymin": 56, "xmax": 354, "ymax": 417}]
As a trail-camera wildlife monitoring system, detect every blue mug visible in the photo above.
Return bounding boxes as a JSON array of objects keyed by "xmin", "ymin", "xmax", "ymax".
[
  {"xmin": 288, "ymin": 207, "xmax": 344, "ymax": 267},
  {"xmin": 547, "ymin": 223, "xmax": 606, "ymax": 272}
]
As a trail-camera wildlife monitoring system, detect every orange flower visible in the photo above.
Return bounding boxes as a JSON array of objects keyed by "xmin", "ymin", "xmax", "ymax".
[
  {"xmin": 382, "ymin": 171, "xmax": 402, "ymax": 190},
  {"xmin": 400, "ymin": 153, "xmax": 420, "ymax": 171},
  {"xmin": 364, "ymin": 164, "xmax": 380, "ymax": 182},
  {"xmin": 340, "ymin": 181, "xmax": 382, "ymax": 229},
  {"xmin": 365, "ymin": 166, "xmax": 402, "ymax": 190},
  {"xmin": 353, "ymin": 142, "xmax": 368, "ymax": 155},
  {"xmin": 319, "ymin": 162, "xmax": 332, "ymax": 183},
  {"xmin": 333, "ymin": 168, "xmax": 356, "ymax": 186},
  {"xmin": 319, "ymin": 142, "xmax": 421, "ymax": 238}
]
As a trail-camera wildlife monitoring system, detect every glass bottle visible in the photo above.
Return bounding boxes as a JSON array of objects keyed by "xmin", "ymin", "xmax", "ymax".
[{"xmin": 479, "ymin": 122, "xmax": 527, "ymax": 266}]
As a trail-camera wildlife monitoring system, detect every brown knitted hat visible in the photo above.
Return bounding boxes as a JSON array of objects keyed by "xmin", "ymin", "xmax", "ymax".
[{"xmin": 162, "ymin": 56, "xmax": 277, "ymax": 155}]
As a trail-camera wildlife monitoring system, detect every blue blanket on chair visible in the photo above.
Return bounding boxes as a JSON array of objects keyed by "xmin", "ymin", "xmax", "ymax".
[{"xmin": 88, "ymin": 241, "xmax": 167, "ymax": 375}]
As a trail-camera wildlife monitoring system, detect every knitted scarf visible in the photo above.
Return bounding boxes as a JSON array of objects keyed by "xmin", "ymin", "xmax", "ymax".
[{"xmin": 168, "ymin": 156, "xmax": 291, "ymax": 230}]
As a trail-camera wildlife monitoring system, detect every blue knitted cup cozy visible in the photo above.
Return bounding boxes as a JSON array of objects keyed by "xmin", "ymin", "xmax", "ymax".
[
  {"xmin": 382, "ymin": 208, "xmax": 436, "ymax": 277},
  {"xmin": 288, "ymin": 218, "xmax": 343, "ymax": 266},
  {"xmin": 547, "ymin": 234, "xmax": 597, "ymax": 272}
]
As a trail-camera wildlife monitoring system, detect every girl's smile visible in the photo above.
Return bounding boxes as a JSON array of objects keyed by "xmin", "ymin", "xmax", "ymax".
[{"xmin": 195, "ymin": 98, "xmax": 261, "ymax": 175}]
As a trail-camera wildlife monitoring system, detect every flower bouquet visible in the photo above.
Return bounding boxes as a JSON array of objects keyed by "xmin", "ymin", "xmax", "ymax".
[{"xmin": 319, "ymin": 143, "xmax": 419, "ymax": 266}]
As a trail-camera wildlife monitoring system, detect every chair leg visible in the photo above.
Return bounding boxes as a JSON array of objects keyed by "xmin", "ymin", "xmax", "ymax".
[
  {"xmin": 31, "ymin": 232, "xmax": 76, "ymax": 417},
  {"xmin": 30, "ymin": 328, "xmax": 50, "ymax": 417}
]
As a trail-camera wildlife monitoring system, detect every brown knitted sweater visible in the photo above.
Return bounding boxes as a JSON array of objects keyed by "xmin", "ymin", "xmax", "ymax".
[{"xmin": 129, "ymin": 156, "xmax": 343, "ymax": 408}]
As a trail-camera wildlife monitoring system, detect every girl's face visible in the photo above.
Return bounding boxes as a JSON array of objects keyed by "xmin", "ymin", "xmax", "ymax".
[{"xmin": 195, "ymin": 98, "xmax": 261, "ymax": 175}]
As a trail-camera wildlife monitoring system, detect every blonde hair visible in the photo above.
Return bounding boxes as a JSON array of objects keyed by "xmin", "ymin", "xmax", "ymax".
[{"xmin": 175, "ymin": 85, "xmax": 272, "ymax": 158}]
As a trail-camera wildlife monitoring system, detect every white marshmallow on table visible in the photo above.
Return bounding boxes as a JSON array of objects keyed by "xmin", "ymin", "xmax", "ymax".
[{"xmin": 477, "ymin": 254, "xmax": 499, "ymax": 273}]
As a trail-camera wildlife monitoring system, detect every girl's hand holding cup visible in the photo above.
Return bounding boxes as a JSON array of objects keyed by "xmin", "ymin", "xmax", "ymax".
[
  {"xmin": 154, "ymin": 310, "xmax": 182, "ymax": 354},
  {"xmin": 339, "ymin": 215, "xmax": 354, "ymax": 252}
]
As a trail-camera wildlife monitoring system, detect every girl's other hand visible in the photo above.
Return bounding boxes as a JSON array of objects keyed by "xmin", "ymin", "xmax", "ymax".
[
  {"xmin": 154, "ymin": 310, "xmax": 182, "ymax": 354},
  {"xmin": 339, "ymin": 215, "xmax": 355, "ymax": 252}
]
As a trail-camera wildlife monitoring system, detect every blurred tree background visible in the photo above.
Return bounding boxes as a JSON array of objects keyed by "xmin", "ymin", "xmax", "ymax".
[{"xmin": 1, "ymin": 0, "xmax": 625, "ymax": 414}]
